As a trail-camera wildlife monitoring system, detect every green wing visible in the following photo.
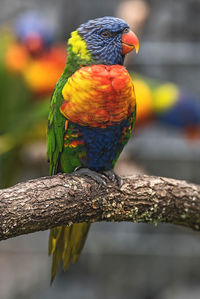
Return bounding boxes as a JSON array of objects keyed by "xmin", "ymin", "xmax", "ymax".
[
  {"xmin": 47, "ymin": 78, "xmax": 66, "ymax": 176},
  {"xmin": 47, "ymin": 77, "xmax": 86, "ymax": 175}
]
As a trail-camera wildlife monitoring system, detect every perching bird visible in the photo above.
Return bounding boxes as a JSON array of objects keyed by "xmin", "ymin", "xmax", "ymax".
[{"xmin": 47, "ymin": 16, "xmax": 139, "ymax": 283}]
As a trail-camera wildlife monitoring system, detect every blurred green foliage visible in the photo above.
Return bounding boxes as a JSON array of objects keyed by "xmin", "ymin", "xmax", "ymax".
[{"xmin": 0, "ymin": 35, "xmax": 49, "ymax": 188}]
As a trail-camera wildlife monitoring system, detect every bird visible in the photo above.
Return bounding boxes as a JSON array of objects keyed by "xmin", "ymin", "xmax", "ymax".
[
  {"xmin": 15, "ymin": 11, "xmax": 55, "ymax": 54},
  {"xmin": 131, "ymin": 75, "xmax": 200, "ymax": 139},
  {"xmin": 47, "ymin": 16, "xmax": 139, "ymax": 283}
]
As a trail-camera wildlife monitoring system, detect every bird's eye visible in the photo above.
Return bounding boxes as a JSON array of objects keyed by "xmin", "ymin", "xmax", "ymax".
[
  {"xmin": 100, "ymin": 30, "xmax": 112, "ymax": 38},
  {"xmin": 123, "ymin": 27, "xmax": 130, "ymax": 34}
]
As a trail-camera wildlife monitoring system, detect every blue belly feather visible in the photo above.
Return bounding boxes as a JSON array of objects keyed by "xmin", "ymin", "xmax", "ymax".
[{"xmin": 76, "ymin": 118, "xmax": 129, "ymax": 171}]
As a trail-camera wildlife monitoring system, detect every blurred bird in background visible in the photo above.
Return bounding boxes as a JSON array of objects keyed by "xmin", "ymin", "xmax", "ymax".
[
  {"xmin": 133, "ymin": 75, "xmax": 200, "ymax": 139},
  {"xmin": 0, "ymin": 11, "xmax": 66, "ymax": 187},
  {"xmin": 4, "ymin": 11, "xmax": 66, "ymax": 96}
]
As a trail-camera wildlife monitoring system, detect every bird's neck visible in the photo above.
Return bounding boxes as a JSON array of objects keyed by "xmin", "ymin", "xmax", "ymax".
[
  {"xmin": 61, "ymin": 31, "xmax": 95, "ymax": 79},
  {"xmin": 61, "ymin": 44, "xmax": 94, "ymax": 79}
]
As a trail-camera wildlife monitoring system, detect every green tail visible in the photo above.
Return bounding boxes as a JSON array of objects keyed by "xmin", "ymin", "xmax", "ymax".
[{"xmin": 48, "ymin": 223, "xmax": 90, "ymax": 284}]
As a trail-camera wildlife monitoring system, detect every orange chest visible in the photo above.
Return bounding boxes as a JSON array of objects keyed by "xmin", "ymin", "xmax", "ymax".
[{"xmin": 60, "ymin": 64, "xmax": 136, "ymax": 127}]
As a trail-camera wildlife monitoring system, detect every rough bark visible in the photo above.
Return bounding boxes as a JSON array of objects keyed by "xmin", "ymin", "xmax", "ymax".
[{"xmin": 0, "ymin": 174, "xmax": 200, "ymax": 241}]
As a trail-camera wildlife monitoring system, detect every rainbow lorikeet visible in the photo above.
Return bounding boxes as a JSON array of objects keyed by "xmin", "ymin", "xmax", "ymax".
[{"xmin": 47, "ymin": 16, "xmax": 139, "ymax": 283}]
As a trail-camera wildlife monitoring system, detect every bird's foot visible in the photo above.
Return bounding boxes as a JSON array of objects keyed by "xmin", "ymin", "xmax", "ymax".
[
  {"xmin": 73, "ymin": 167, "xmax": 107, "ymax": 186},
  {"xmin": 101, "ymin": 170, "xmax": 123, "ymax": 187}
]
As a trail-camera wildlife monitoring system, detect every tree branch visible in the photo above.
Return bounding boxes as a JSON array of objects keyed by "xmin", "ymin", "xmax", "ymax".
[{"xmin": 0, "ymin": 174, "xmax": 200, "ymax": 241}]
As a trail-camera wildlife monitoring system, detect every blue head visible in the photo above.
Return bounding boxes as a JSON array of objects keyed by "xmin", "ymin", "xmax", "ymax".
[{"xmin": 76, "ymin": 16, "xmax": 138, "ymax": 65}]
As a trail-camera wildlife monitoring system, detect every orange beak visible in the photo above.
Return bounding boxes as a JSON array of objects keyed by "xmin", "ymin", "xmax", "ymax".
[{"xmin": 121, "ymin": 30, "xmax": 139, "ymax": 55}]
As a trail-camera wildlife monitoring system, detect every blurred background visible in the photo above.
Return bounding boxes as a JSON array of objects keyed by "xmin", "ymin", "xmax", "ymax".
[{"xmin": 0, "ymin": 0, "xmax": 200, "ymax": 298}]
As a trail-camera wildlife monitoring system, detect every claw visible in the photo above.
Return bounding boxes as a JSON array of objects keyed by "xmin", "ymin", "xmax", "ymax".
[
  {"xmin": 73, "ymin": 167, "xmax": 108, "ymax": 187},
  {"xmin": 102, "ymin": 170, "xmax": 123, "ymax": 187}
]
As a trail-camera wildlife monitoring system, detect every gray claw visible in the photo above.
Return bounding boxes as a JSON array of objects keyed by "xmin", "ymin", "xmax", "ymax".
[
  {"xmin": 102, "ymin": 170, "xmax": 123, "ymax": 187},
  {"xmin": 73, "ymin": 167, "xmax": 107, "ymax": 186}
]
